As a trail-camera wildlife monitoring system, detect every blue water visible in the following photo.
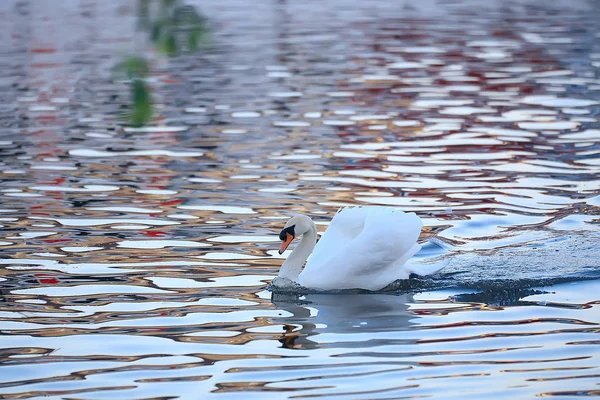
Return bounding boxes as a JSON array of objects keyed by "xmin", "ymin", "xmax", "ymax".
[{"xmin": 0, "ymin": 0, "xmax": 599, "ymax": 398}]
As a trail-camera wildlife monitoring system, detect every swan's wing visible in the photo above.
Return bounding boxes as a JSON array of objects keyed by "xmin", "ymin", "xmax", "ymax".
[
  {"xmin": 300, "ymin": 207, "xmax": 423, "ymax": 290},
  {"xmin": 305, "ymin": 206, "xmax": 372, "ymax": 269},
  {"xmin": 390, "ymin": 242, "xmax": 421, "ymax": 280}
]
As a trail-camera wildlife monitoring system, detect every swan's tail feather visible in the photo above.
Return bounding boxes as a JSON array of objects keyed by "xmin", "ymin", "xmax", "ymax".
[{"xmin": 405, "ymin": 258, "xmax": 449, "ymax": 276}]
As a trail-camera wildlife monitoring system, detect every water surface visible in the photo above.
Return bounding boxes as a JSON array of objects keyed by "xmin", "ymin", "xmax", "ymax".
[{"xmin": 0, "ymin": 0, "xmax": 599, "ymax": 398}]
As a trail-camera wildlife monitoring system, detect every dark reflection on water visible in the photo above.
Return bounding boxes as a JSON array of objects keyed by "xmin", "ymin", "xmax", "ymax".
[
  {"xmin": 272, "ymin": 293, "xmax": 415, "ymax": 349},
  {"xmin": 0, "ymin": 0, "xmax": 600, "ymax": 398}
]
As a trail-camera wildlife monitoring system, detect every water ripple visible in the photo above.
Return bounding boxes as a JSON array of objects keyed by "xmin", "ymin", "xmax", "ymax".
[{"xmin": 0, "ymin": 0, "xmax": 599, "ymax": 398}]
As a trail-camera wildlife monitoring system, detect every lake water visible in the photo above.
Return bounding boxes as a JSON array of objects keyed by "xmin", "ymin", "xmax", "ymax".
[{"xmin": 0, "ymin": 0, "xmax": 599, "ymax": 398}]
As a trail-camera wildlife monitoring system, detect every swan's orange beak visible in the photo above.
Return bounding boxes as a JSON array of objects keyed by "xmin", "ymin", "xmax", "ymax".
[{"xmin": 279, "ymin": 232, "xmax": 294, "ymax": 255}]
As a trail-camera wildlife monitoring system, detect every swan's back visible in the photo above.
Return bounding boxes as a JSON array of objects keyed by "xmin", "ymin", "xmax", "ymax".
[
  {"xmin": 307, "ymin": 206, "xmax": 371, "ymax": 265},
  {"xmin": 301, "ymin": 206, "xmax": 424, "ymax": 290}
]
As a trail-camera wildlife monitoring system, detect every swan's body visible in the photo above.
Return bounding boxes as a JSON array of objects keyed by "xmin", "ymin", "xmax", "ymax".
[{"xmin": 275, "ymin": 206, "xmax": 442, "ymax": 291}]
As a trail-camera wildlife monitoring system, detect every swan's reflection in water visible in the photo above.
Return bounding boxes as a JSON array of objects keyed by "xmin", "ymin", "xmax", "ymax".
[{"xmin": 271, "ymin": 293, "xmax": 415, "ymax": 349}]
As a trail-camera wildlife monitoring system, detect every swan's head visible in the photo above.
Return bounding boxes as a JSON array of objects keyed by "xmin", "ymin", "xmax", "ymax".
[{"xmin": 278, "ymin": 214, "xmax": 314, "ymax": 254}]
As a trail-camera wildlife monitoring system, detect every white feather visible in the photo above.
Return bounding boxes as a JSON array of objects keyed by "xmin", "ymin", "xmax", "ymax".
[{"xmin": 277, "ymin": 206, "xmax": 443, "ymax": 291}]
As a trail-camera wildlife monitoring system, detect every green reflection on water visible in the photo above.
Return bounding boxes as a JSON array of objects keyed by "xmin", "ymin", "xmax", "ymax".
[
  {"xmin": 116, "ymin": 0, "xmax": 210, "ymax": 126},
  {"xmin": 139, "ymin": 0, "xmax": 210, "ymax": 56}
]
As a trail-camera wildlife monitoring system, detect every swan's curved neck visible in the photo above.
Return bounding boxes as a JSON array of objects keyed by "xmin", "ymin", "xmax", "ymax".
[{"xmin": 278, "ymin": 224, "xmax": 317, "ymax": 281}]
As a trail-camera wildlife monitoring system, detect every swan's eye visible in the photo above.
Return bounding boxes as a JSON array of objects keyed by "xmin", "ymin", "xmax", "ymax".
[{"xmin": 279, "ymin": 225, "xmax": 295, "ymax": 241}]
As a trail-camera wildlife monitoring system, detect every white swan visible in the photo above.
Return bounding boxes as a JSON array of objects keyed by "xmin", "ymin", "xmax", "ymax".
[{"xmin": 275, "ymin": 206, "xmax": 443, "ymax": 291}]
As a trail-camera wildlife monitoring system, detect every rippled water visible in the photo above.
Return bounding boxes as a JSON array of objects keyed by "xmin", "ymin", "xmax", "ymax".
[{"xmin": 1, "ymin": 0, "xmax": 599, "ymax": 398}]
